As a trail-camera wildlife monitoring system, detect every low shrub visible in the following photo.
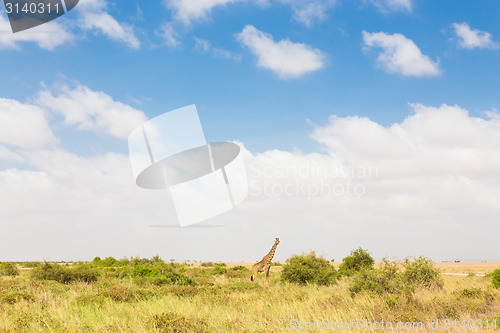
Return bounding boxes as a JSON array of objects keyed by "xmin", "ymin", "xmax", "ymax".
[
  {"xmin": 349, "ymin": 256, "xmax": 442, "ymax": 297},
  {"xmin": 21, "ymin": 262, "xmax": 39, "ymax": 268},
  {"xmin": 93, "ymin": 256, "xmax": 130, "ymax": 267},
  {"xmin": 455, "ymin": 288, "xmax": 482, "ymax": 299},
  {"xmin": 148, "ymin": 271, "xmax": 196, "ymax": 286},
  {"xmin": 72, "ymin": 264, "xmax": 100, "ymax": 283},
  {"xmin": 164, "ymin": 271, "xmax": 196, "ymax": 286},
  {"xmin": 211, "ymin": 263, "xmax": 227, "ymax": 275},
  {"xmin": 132, "ymin": 265, "xmax": 159, "ymax": 278},
  {"xmin": 402, "ymin": 256, "xmax": 443, "ymax": 289},
  {"xmin": 226, "ymin": 265, "xmax": 250, "ymax": 278},
  {"xmin": 231, "ymin": 265, "xmax": 249, "ymax": 272},
  {"xmin": 0, "ymin": 291, "xmax": 35, "ymax": 304},
  {"xmin": 281, "ymin": 251, "xmax": 338, "ymax": 286},
  {"xmin": 491, "ymin": 268, "xmax": 500, "ymax": 288},
  {"xmin": 31, "ymin": 262, "xmax": 100, "ymax": 284},
  {"xmin": 0, "ymin": 262, "xmax": 20, "ymax": 276},
  {"xmin": 31, "ymin": 262, "xmax": 73, "ymax": 284},
  {"xmin": 349, "ymin": 259, "xmax": 408, "ymax": 295},
  {"xmin": 201, "ymin": 262, "xmax": 214, "ymax": 267}
]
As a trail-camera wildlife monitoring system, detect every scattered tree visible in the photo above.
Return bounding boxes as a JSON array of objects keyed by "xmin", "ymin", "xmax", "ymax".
[
  {"xmin": 281, "ymin": 251, "xmax": 338, "ymax": 286},
  {"xmin": 339, "ymin": 247, "xmax": 374, "ymax": 276}
]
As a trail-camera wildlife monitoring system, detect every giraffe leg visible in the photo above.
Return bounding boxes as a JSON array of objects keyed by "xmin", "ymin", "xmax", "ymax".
[
  {"xmin": 251, "ymin": 265, "xmax": 259, "ymax": 281},
  {"xmin": 265, "ymin": 265, "xmax": 271, "ymax": 287}
]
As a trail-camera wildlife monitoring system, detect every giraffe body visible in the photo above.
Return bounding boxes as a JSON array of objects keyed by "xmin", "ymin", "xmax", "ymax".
[{"xmin": 251, "ymin": 238, "xmax": 279, "ymax": 286}]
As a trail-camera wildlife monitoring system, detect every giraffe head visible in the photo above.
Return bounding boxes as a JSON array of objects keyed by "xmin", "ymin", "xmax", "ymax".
[{"xmin": 275, "ymin": 238, "xmax": 280, "ymax": 245}]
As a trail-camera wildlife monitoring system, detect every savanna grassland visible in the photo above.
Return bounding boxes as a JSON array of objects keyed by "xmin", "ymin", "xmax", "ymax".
[{"xmin": 0, "ymin": 252, "xmax": 500, "ymax": 333}]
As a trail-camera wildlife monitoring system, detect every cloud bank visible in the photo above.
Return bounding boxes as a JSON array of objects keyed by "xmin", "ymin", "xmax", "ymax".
[{"xmin": 1, "ymin": 83, "xmax": 499, "ymax": 261}]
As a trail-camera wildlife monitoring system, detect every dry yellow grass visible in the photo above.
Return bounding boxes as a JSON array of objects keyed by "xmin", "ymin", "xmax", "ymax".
[{"xmin": 0, "ymin": 261, "xmax": 499, "ymax": 332}]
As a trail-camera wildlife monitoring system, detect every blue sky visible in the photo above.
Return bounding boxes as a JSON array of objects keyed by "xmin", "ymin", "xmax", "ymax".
[
  {"xmin": 2, "ymin": 0, "xmax": 500, "ymax": 152},
  {"xmin": 1, "ymin": 0, "xmax": 500, "ymax": 262}
]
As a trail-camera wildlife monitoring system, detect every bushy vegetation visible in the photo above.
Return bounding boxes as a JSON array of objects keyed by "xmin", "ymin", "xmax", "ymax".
[
  {"xmin": 349, "ymin": 256, "xmax": 443, "ymax": 298},
  {"xmin": 349, "ymin": 258, "xmax": 406, "ymax": 295},
  {"xmin": 339, "ymin": 247, "xmax": 374, "ymax": 276},
  {"xmin": 71, "ymin": 263, "xmax": 100, "ymax": 283},
  {"xmin": 200, "ymin": 262, "xmax": 214, "ymax": 267},
  {"xmin": 211, "ymin": 263, "xmax": 227, "ymax": 275},
  {"xmin": 0, "ymin": 262, "xmax": 20, "ymax": 276},
  {"xmin": 491, "ymin": 268, "xmax": 500, "ymax": 288},
  {"xmin": 31, "ymin": 262, "xmax": 74, "ymax": 284},
  {"xmin": 281, "ymin": 251, "xmax": 338, "ymax": 285},
  {"xmin": 1, "ymin": 253, "xmax": 499, "ymax": 332},
  {"xmin": 31, "ymin": 262, "xmax": 99, "ymax": 284},
  {"xmin": 132, "ymin": 265, "xmax": 159, "ymax": 277},
  {"xmin": 21, "ymin": 262, "xmax": 39, "ymax": 268},
  {"xmin": 402, "ymin": 255, "xmax": 443, "ymax": 288}
]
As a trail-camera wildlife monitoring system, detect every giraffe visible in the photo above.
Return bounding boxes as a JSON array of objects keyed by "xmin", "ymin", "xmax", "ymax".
[{"xmin": 251, "ymin": 238, "xmax": 280, "ymax": 286}]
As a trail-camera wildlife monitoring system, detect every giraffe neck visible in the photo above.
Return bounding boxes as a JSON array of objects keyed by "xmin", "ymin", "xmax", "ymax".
[{"xmin": 263, "ymin": 242, "xmax": 278, "ymax": 263}]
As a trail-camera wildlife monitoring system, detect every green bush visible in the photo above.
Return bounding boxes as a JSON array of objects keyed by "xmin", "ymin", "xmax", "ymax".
[
  {"xmin": 402, "ymin": 256, "xmax": 443, "ymax": 289},
  {"xmin": 31, "ymin": 262, "xmax": 73, "ymax": 284},
  {"xmin": 211, "ymin": 263, "xmax": 227, "ymax": 275},
  {"xmin": 349, "ymin": 256, "xmax": 441, "ymax": 296},
  {"xmin": 92, "ymin": 256, "xmax": 120, "ymax": 267},
  {"xmin": 225, "ymin": 265, "xmax": 250, "ymax": 278},
  {"xmin": 72, "ymin": 264, "xmax": 100, "ymax": 283},
  {"xmin": 349, "ymin": 259, "xmax": 408, "ymax": 295},
  {"xmin": 201, "ymin": 262, "xmax": 214, "ymax": 267},
  {"xmin": 21, "ymin": 262, "xmax": 39, "ymax": 268},
  {"xmin": 31, "ymin": 262, "xmax": 99, "ymax": 284},
  {"xmin": 231, "ymin": 265, "xmax": 249, "ymax": 272},
  {"xmin": 0, "ymin": 262, "xmax": 20, "ymax": 276},
  {"xmin": 281, "ymin": 251, "xmax": 338, "ymax": 286},
  {"xmin": 491, "ymin": 268, "xmax": 500, "ymax": 288},
  {"xmin": 1, "ymin": 291, "xmax": 35, "ymax": 304},
  {"xmin": 132, "ymin": 265, "xmax": 159, "ymax": 277},
  {"xmin": 339, "ymin": 247, "xmax": 374, "ymax": 276},
  {"xmin": 163, "ymin": 271, "xmax": 196, "ymax": 286}
]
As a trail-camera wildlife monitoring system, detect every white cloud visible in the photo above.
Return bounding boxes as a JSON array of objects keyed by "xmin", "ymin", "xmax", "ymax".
[
  {"xmin": 0, "ymin": 98, "xmax": 57, "ymax": 149},
  {"xmin": 366, "ymin": 0, "xmax": 412, "ymax": 13},
  {"xmin": 77, "ymin": 0, "xmax": 140, "ymax": 49},
  {"xmin": 362, "ymin": 31, "xmax": 440, "ymax": 77},
  {"xmin": 278, "ymin": 0, "xmax": 336, "ymax": 27},
  {"xmin": 236, "ymin": 25, "xmax": 326, "ymax": 78},
  {"xmin": 0, "ymin": 13, "xmax": 74, "ymax": 50},
  {"xmin": 241, "ymin": 103, "xmax": 500, "ymax": 260},
  {"xmin": 164, "ymin": 0, "xmax": 240, "ymax": 25},
  {"xmin": 36, "ymin": 84, "xmax": 147, "ymax": 140},
  {"xmin": 79, "ymin": 12, "xmax": 140, "ymax": 49},
  {"xmin": 1, "ymin": 100, "xmax": 500, "ymax": 261},
  {"xmin": 452, "ymin": 22, "xmax": 499, "ymax": 50},
  {"xmin": 159, "ymin": 22, "xmax": 181, "ymax": 49},
  {"xmin": 194, "ymin": 37, "xmax": 241, "ymax": 60},
  {"xmin": 0, "ymin": 0, "xmax": 139, "ymax": 50}
]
